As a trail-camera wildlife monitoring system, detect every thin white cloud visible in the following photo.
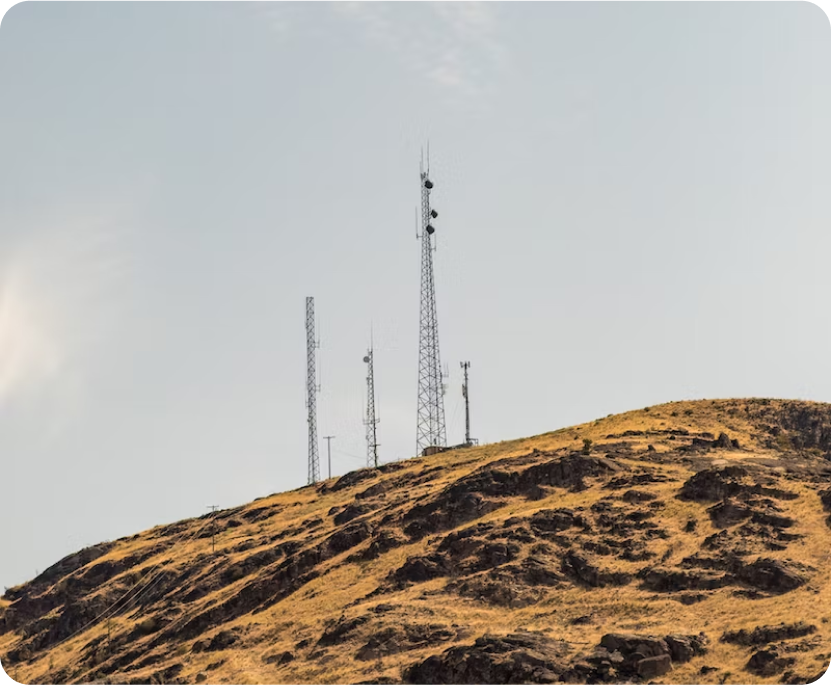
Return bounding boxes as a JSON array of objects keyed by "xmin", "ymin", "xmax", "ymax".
[
  {"xmin": 0, "ymin": 266, "xmax": 63, "ymax": 407},
  {"xmin": 258, "ymin": 2, "xmax": 301, "ymax": 40},
  {"xmin": 332, "ymin": 2, "xmax": 509, "ymax": 104},
  {"xmin": 0, "ymin": 206, "xmax": 132, "ymax": 419},
  {"xmin": 334, "ymin": 1, "xmax": 394, "ymax": 41},
  {"xmin": 254, "ymin": 0, "xmax": 507, "ymax": 97},
  {"xmin": 433, "ymin": 2, "xmax": 499, "ymax": 49}
]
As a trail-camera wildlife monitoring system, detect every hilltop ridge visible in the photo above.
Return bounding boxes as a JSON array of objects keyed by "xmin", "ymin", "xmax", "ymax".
[{"xmin": 2, "ymin": 398, "xmax": 831, "ymax": 684}]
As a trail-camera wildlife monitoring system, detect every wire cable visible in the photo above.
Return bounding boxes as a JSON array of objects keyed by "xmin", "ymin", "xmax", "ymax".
[{"xmin": 46, "ymin": 511, "xmax": 217, "ymax": 652}]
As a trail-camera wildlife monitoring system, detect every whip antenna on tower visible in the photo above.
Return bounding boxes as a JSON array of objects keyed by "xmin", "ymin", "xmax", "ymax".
[
  {"xmin": 364, "ymin": 339, "xmax": 380, "ymax": 468},
  {"xmin": 415, "ymin": 155, "xmax": 447, "ymax": 456},
  {"xmin": 306, "ymin": 297, "xmax": 321, "ymax": 484}
]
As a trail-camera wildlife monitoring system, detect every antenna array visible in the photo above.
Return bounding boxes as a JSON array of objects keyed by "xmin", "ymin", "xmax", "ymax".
[
  {"xmin": 415, "ymin": 154, "xmax": 447, "ymax": 455},
  {"xmin": 364, "ymin": 346, "xmax": 380, "ymax": 467},
  {"xmin": 461, "ymin": 361, "xmax": 477, "ymax": 447}
]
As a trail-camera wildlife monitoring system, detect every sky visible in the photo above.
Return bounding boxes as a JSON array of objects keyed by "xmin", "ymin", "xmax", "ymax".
[{"xmin": 0, "ymin": 1, "xmax": 830, "ymax": 591}]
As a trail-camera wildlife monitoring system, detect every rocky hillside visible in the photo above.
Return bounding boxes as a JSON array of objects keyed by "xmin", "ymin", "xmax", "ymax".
[{"xmin": 2, "ymin": 399, "xmax": 831, "ymax": 685}]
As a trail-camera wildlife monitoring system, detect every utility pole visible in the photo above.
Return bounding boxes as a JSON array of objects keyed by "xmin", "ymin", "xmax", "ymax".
[
  {"xmin": 364, "ymin": 344, "xmax": 379, "ymax": 468},
  {"xmin": 306, "ymin": 297, "xmax": 321, "ymax": 484},
  {"xmin": 323, "ymin": 435, "xmax": 335, "ymax": 480},
  {"xmin": 461, "ymin": 361, "xmax": 477, "ymax": 447},
  {"xmin": 207, "ymin": 505, "xmax": 219, "ymax": 554},
  {"xmin": 415, "ymin": 150, "xmax": 447, "ymax": 456}
]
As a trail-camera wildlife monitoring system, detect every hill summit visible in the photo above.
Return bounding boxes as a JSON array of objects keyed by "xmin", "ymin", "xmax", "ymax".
[{"xmin": 2, "ymin": 398, "xmax": 831, "ymax": 684}]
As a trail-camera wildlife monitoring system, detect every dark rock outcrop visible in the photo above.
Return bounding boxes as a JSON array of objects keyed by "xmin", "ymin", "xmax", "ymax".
[
  {"xmin": 563, "ymin": 632, "xmax": 708, "ymax": 682},
  {"xmin": 721, "ymin": 622, "xmax": 817, "ymax": 646},
  {"xmin": 747, "ymin": 647, "xmax": 796, "ymax": 676},
  {"xmin": 317, "ymin": 615, "xmax": 369, "ymax": 647},
  {"xmin": 402, "ymin": 454, "xmax": 620, "ymax": 541},
  {"xmin": 560, "ymin": 552, "xmax": 631, "ymax": 588},
  {"xmin": 356, "ymin": 624, "xmax": 455, "ymax": 661},
  {"xmin": 402, "ymin": 633, "xmax": 570, "ymax": 684}
]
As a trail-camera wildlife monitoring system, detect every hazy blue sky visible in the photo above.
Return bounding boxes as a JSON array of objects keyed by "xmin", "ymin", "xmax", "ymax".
[{"xmin": 0, "ymin": 1, "xmax": 830, "ymax": 591}]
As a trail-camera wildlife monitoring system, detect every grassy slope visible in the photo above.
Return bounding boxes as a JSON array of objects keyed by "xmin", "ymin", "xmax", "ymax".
[{"xmin": 2, "ymin": 398, "xmax": 831, "ymax": 685}]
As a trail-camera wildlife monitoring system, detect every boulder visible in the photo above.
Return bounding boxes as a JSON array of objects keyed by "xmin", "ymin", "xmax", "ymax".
[
  {"xmin": 736, "ymin": 558, "xmax": 807, "ymax": 593},
  {"xmin": 664, "ymin": 634, "xmax": 708, "ymax": 663},
  {"xmin": 721, "ymin": 622, "xmax": 816, "ymax": 646},
  {"xmin": 707, "ymin": 499, "xmax": 753, "ymax": 528},
  {"xmin": 561, "ymin": 552, "xmax": 631, "ymax": 588},
  {"xmin": 714, "ymin": 433, "xmax": 734, "ymax": 449},
  {"xmin": 637, "ymin": 654, "xmax": 672, "ymax": 678},
  {"xmin": 747, "ymin": 647, "xmax": 796, "ymax": 676},
  {"xmin": 402, "ymin": 633, "xmax": 569, "ymax": 684}
]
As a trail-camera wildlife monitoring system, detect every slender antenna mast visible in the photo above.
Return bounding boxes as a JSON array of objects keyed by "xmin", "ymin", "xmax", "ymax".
[
  {"xmin": 207, "ymin": 505, "xmax": 219, "ymax": 554},
  {"xmin": 323, "ymin": 435, "xmax": 335, "ymax": 480},
  {"xmin": 364, "ymin": 343, "xmax": 380, "ymax": 468},
  {"xmin": 415, "ymin": 156, "xmax": 447, "ymax": 455},
  {"xmin": 461, "ymin": 361, "xmax": 477, "ymax": 447},
  {"xmin": 306, "ymin": 297, "xmax": 321, "ymax": 484}
]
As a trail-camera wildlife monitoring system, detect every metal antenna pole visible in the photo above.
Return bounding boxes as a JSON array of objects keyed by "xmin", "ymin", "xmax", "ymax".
[
  {"xmin": 323, "ymin": 435, "xmax": 335, "ymax": 480},
  {"xmin": 306, "ymin": 297, "xmax": 321, "ymax": 484},
  {"xmin": 364, "ymin": 345, "xmax": 380, "ymax": 468},
  {"xmin": 415, "ymin": 158, "xmax": 447, "ymax": 456},
  {"xmin": 461, "ymin": 361, "xmax": 474, "ymax": 446},
  {"xmin": 207, "ymin": 505, "xmax": 219, "ymax": 554}
]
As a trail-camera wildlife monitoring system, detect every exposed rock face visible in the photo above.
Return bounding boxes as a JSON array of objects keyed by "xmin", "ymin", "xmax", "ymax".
[
  {"xmin": 821, "ymin": 489, "xmax": 831, "ymax": 528},
  {"xmin": 722, "ymin": 622, "xmax": 817, "ymax": 646},
  {"xmin": 560, "ymin": 552, "xmax": 631, "ymax": 588},
  {"xmin": 747, "ymin": 647, "xmax": 796, "ymax": 676},
  {"xmin": 333, "ymin": 503, "xmax": 373, "ymax": 526},
  {"xmin": 347, "ymin": 530, "xmax": 405, "ymax": 563},
  {"xmin": 317, "ymin": 615, "xmax": 369, "ymax": 647},
  {"xmin": 402, "ymin": 633, "xmax": 570, "ymax": 684},
  {"xmin": 356, "ymin": 624, "xmax": 455, "ymax": 661},
  {"xmin": 735, "ymin": 558, "xmax": 809, "ymax": 594},
  {"xmin": 401, "ymin": 454, "xmax": 620, "ymax": 541},
  {"xmin": 558, "ymin": 633, "xmax": 707, "ymax": 683},
  {"xmin": 714, "ymin": 432, "xmax": 735, "ymax": 449}
]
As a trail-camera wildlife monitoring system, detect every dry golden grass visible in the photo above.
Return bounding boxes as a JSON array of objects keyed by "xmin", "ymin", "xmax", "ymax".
[{"xmin": 3, "ymin": 398, "xmax": 831, "ymax": 685}]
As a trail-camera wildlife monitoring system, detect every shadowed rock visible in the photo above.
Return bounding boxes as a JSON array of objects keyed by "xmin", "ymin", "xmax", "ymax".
[
  {"xmin": 402, "ymin": 633, "xmax": 570, "ymax": 684},
  {"xmin": 747, "ymin": 647, "xmax": 796, "ymax": 676},
  {"xmin": 721, "ymin": 622, "xmax": 817, "ymax": 646},
  {"xmin": 561, "ymin": 552, "xmax": 631, "ymax": 588}
]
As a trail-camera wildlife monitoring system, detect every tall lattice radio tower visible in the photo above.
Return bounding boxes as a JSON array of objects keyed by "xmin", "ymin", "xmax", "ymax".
[
  {"xmin": 363, "ymin": 343, "xmax": 380, "ymax": 468},
  {"xmin": 306, "ymin": 296, "xmax": 320, "ymax": 484},
  {"xmin": 415, "ymin": 154, "xmax": 447, "ymax": 455}
]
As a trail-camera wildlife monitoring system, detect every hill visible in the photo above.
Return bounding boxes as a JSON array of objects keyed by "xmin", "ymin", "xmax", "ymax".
[{"xmin": 2, "ymin": 398, "xmax": 831, "ymax": 685}]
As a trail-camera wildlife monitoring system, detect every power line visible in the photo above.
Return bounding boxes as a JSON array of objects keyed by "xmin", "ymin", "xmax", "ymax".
[
  {"xmin": 333, "ymin": 448, "xmax": 367, "ymax": 464},
  {"xmin": 46, "ymin": 513, "xmax": 215, "ymax": 653}
]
